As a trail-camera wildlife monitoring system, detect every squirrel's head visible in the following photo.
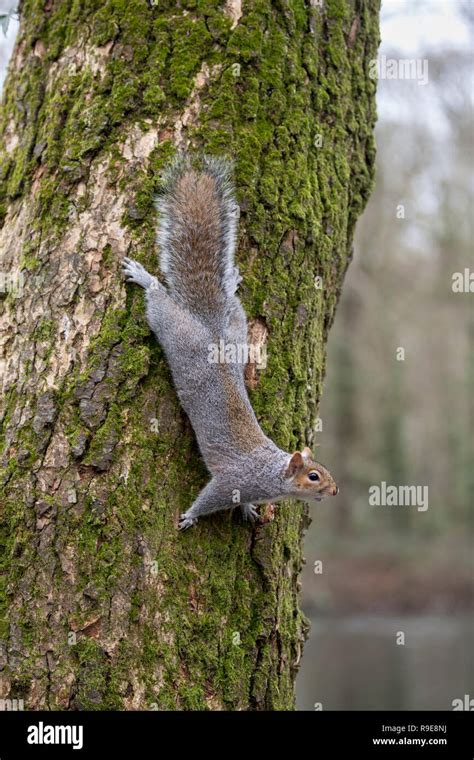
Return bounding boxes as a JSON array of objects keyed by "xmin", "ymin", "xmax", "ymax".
[{"xmin": 283, "ymin": 447, "xmax": 338, "ymax": 502}]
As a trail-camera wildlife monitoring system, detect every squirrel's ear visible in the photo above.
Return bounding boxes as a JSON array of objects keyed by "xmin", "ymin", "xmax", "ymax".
[
  {"xmin": 285, "ymin": 451, "xmax": 305, "ymax": 479},
  {"xmin": 302, "ymin": 446, "xmax": 313, "ymax": 460}
]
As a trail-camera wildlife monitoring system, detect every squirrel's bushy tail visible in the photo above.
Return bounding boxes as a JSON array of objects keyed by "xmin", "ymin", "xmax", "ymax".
[{"xmin": 155, "ymin": 154, "xmax": 239, "ymax": 318}]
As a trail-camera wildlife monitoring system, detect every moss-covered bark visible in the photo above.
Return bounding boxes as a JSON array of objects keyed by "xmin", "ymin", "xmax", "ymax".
[{"xmin": 0, "ymin": 0, "xmax": 379, "ymax": 710}]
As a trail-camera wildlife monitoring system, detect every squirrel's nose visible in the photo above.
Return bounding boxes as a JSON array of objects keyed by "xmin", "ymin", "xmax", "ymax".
[{"xmin": 332, "ymin": 485, "xmax": 339, "ymax": 496}]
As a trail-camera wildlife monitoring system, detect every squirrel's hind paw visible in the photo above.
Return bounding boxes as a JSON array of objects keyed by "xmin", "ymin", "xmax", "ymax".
[
  {"xmin": 122, "ymin": 258, "xmax": 154, "ymax": 289},
  {"xmin": 179, "ymin": 513, "xmax": 197, "ymax": 531}
]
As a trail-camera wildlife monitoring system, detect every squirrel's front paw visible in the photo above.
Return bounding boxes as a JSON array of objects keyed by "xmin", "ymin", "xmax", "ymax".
[
  {"xmin": 240, "ymin": 503, "xmax": 259, "ymax": 523},
  {"xmin": 122, "ymin": 257, "xmax": 154, "ymax": 289},
  {"xmin": 179, "ymin": 512, "xmax": 197, "ymax": 531}
]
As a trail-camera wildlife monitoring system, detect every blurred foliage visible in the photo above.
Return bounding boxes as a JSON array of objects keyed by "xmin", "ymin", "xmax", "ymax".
[{"xmin": 302, "ymin": 24, "xmax": 473, "ymax": 611}]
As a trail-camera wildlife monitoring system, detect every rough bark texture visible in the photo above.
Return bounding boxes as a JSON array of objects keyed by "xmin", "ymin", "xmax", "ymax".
[{"xmin": 0, "ymin": 0, "xmax": 379, "ymax": 710}]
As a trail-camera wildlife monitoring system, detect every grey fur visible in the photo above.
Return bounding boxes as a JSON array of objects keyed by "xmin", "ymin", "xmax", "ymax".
[{"xmin": 122, "ymin": 156, "xmax": 337, "ymax": 530}]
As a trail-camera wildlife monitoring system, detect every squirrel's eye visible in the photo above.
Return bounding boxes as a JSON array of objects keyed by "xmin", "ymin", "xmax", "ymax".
[{"xmin": 308, "ymin": 471, "xmax": 320, "ymax": 482}]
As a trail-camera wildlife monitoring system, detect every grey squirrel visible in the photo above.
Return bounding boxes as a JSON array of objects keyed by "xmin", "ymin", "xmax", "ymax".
[{"xmin": 122, "ymin": 155, "xmax": 338, "ymax": 530}]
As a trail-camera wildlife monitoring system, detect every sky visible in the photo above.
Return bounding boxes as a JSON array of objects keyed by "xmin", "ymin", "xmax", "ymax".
[
  {"xmin": 375, "ymin": 0, "xmax": 471, "ymax": 129},
  {"xmin": 381, "ymin": 0, "xmax": 471, "ymax": 54}
]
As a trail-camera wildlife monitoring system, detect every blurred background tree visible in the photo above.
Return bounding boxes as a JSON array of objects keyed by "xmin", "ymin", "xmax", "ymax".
[
  {"xmin": 301, "ymin": 0, "xmax": 473, "ymax": 615},
  {"xmin": 297, "ymin": 0, "xmax": 473, "ymax": 711}
]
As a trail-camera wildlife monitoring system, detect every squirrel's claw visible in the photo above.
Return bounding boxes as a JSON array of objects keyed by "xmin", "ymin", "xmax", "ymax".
[
  {"xmin": 179, "ymin": 513, "xmax": 197, "ymax": 531},
  {"xmin": 233, "ymin": 267, "xmax": 243, "ymax": 286},
  {"xmin": 240, "ymin": 503, "xmax": 259, "ymax": 523},
  {"xmin": 230, "ymin": 266, "xmax": 243, "ymax": 294},
  {"xmin": 122, "ymin": 258, "xmax": 154, "ymax": 289}
]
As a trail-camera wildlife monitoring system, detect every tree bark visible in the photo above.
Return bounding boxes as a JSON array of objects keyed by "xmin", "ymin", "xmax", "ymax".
[{"xmin": 0, "ymin": 0, "xmax": 379, "ymax": 710}]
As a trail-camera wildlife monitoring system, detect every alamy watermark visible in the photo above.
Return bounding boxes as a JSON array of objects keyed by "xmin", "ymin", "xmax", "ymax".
[
  {"xmin": 452, "ymin": 268, "xmax": 473, "ymax": 293},
  {"xmin": 0, "ymin": 270, "xmax": 24, "ymax": 298},
  {"xmin": 0, "ymin": 698, "xmax": 24, "ymax": 710},
  {"xmin": 27, "ymin": 722, "xmax": 83, "ymax": 750},
  {"xmin": 207, "ymin": 340, "xmax": 267, "ymax": 369},
  {"xmin": 452, "ymin": 694, "xmax": 474, "ymax": 710},
  {"xmin": 369, "ymin": 55, "xmax": 429, "ymax": 86},
  {"xmin": 369, "ymin": 481, "xmax": 429, "ymax": 512}
]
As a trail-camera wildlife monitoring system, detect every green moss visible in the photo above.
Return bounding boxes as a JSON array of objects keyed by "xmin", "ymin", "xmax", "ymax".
[{"xmin": 71, "ymin": 637, "xmax": 123, "ymax": 710}]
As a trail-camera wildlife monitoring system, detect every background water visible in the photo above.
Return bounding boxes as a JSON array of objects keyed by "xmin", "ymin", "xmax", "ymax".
[{"xmin": 296, "ymin": 614, "xmax": 474, "ymax": 711}]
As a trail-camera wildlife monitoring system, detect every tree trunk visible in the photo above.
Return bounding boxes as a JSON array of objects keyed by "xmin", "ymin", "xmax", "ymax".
[{"xmin": 0, "ymin": 0, "xmax": 379, "ymax": 710}]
